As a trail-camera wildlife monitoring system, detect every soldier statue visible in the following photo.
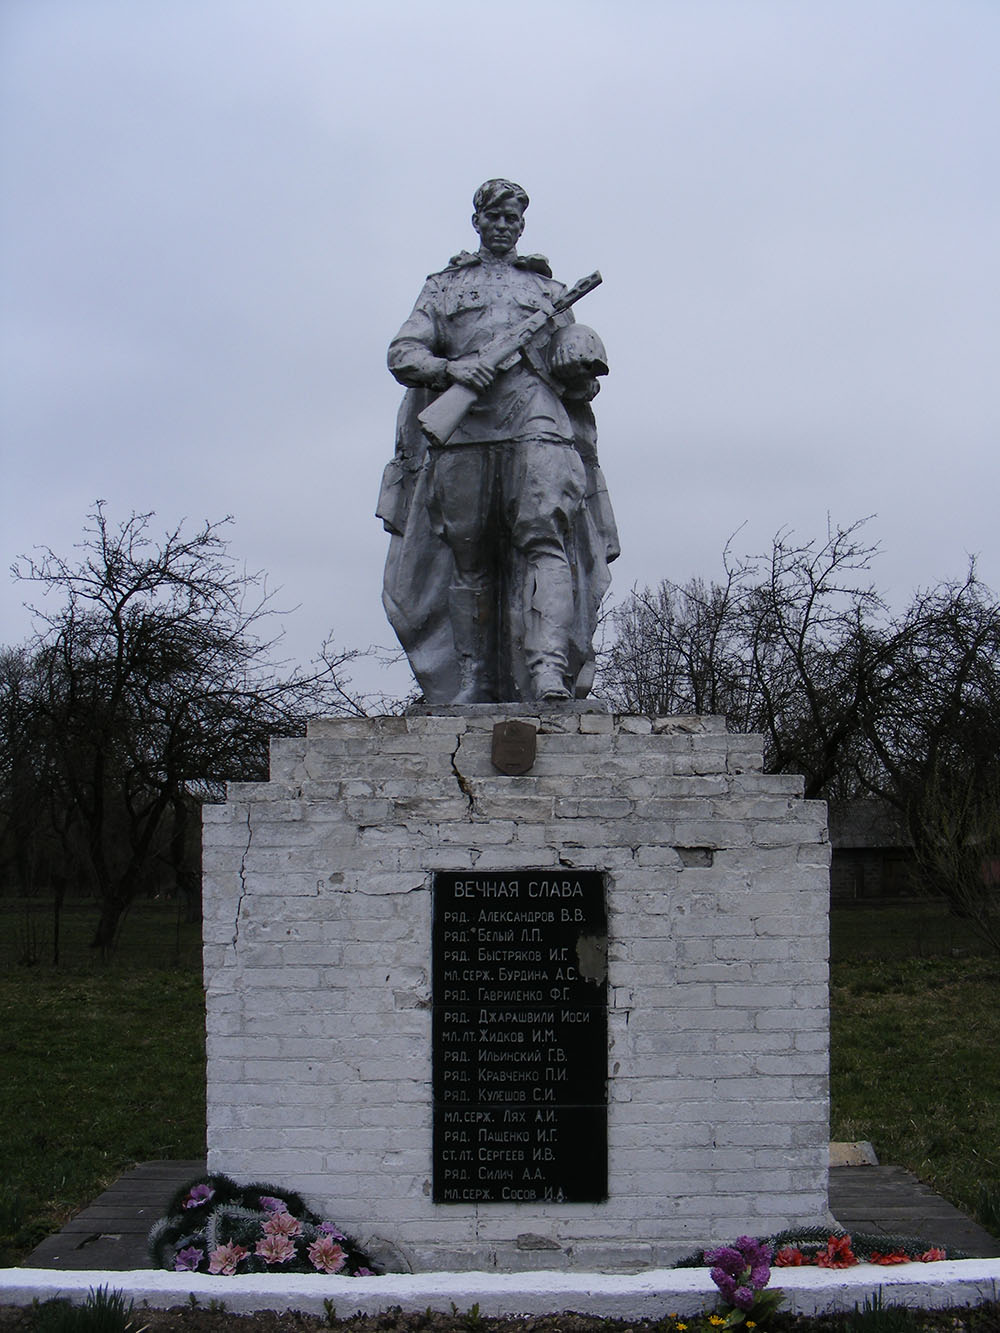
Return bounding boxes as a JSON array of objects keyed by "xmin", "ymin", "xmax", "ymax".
[{"xmin": 377, "ymin": 179, "xmax": 618, "ymax": 705}]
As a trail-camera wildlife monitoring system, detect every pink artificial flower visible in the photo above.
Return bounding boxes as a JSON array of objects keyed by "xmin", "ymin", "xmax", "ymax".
[
  {"xmin": 308, "ymin": 1236, "xmax": 347, "ymax": 1274},
  {"xmin": 208, "ymin": 1242, "xmax": 247, "ymax": 1275},
  {"xmin": 174, "ymin": 1246, "xmax": 204, "ymax": 1272},
  {"xmin": 255, "ymin": 1234, "xmax": 296, "ymax": 1264},
  {"xmin": 262, "ymin": 1211, "xmax": 302, "ymax": 1238},
  {"xmin": 919, "ymin": 1248, "xmax": 947, "ymax": 1262},
  {"xmin": 259, "ymin": 1196, "xmax": 285, "ymax": 1212}
]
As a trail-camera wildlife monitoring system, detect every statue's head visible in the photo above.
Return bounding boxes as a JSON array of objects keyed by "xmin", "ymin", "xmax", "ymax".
[
  {"xmin": 473, "ymin": 179, "xmax": 529, "ymax": 214},
  {"xmin": 472, "ymin": 179, "xmax": 528, "ymax": 257}
]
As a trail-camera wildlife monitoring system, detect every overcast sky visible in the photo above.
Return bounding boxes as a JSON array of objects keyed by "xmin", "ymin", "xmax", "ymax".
[{"xmin": 2, "ymin": 0, "xmax": 998, "ymax": 702}]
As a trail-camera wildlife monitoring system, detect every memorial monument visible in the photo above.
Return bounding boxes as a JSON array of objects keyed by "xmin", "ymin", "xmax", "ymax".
[
  {"xmin": 377, "ymin": 178, "xmax": 619, "ymax": 705},
  {"xmin": 201, "ymin": 180, "xmax": 831, "ymax": 1272}
]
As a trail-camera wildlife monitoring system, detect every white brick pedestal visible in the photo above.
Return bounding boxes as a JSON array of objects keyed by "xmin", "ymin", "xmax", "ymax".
[{"xmin": 202, "ymin": 710, "xmax": 830, "ymax": 1272}]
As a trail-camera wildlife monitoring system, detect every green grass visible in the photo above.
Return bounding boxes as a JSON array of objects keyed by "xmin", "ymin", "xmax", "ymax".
[
  {"xmin": 0, "ymin": 899, "xmax": 205, "ymax": 1264},
  {"xmin": 1, "ymin": 896, "xmax": 998, "ymax": 1267},
  {"xmin": 829, "ymin": 899, "xmax": 1000, "ymax": 1234},
  {"xmin": 830, "ymin": 952, "xmax": 1000, "ymax": 1230}
]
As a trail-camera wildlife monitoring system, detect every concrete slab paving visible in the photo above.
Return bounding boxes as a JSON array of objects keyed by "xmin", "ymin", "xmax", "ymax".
[
  {"xmin": 22, "ymin": 1161, "xmax": 204, "ymax": 1273},
  {"xmin": 9, "ymin": 1158, "xmax": 998, "ymax": 1318},
  {"xmin": 21, "ymin": 1159, "xmax": 1000, "ymax": 1274},
  {"xmin": 829, "ymin": 1164, "xmax": 999, "ymax": 1259}
]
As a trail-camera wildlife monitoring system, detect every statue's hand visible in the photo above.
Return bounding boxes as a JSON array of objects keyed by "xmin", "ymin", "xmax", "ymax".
[
  {"xmin": 447, "ymin": 356, "xmax": 496, "ymax": 392},
  {"xmin": 547, "ymin": 340, "xmax": 582, "ymax": 376},
  {"xmin": 560, "ymin": 375, "xmax": 601, "ymax": 403},
  {"xmin": 547, "ymin": 325, "xmax": 609, "ymax": 383}
]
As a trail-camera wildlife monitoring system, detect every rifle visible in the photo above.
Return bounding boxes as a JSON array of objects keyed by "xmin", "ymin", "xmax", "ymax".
[{"xmin": 416, "ymin": 270, "xmax": 602, "ymax": 447}]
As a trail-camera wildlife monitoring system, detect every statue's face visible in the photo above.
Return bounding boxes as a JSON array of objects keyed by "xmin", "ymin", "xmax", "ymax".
[{"xmin": 472, "ymin": 199, "xmax": 525, "ymax": 256}]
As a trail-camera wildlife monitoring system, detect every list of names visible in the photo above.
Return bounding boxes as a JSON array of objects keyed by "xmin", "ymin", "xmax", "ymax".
[{"xmin": 432, "ymin": 870, "xmax": 607, "ymax": 1203}]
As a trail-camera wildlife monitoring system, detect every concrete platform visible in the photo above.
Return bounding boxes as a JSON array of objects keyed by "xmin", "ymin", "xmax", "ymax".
[
  {"xmin": 4, "ymin": 1258, "xmax": 1000, "ymax": 1319},
  {"xmin": 16, "ymin": 1158, "xmax": 1000, "ymax": 1276}
]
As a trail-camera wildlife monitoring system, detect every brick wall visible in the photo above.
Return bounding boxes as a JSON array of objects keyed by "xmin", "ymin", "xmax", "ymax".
[{"xmin": 202, "ymin": 710, "xmax": 830, "ymax": 1271}]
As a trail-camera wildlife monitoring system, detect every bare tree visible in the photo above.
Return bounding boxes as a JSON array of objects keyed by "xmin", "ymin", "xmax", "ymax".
[
  {"xmin": 859, "ymin": 564, "xmax": 1000, "ymax": 804},
  {"xmin": 5, "ymin": 504, "xmax": 381, "ymax": 952},
  {"xmin": 598, "ymin": 523, "xmax": 1000, "ymax": 952},
  {"xmin": 858, "ymin": 564, "xmax": 1000, "ymax": 950},
  {"xmin": 599, "ymin": 520, "xmax": 884, "ymax": 797}
]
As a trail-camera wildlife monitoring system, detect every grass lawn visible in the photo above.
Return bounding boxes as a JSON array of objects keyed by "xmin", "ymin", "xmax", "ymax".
[
  {"xmin": 0, "ymin": 900, "xmax": 205, "ymax": 1264},
  {"xmin": 831, "ymin": 952, "xmax": 1000, "ymax": 1226},
  {"xmin": 829, "ymin": 902, "xmax": 1000, "ymax": 1233},
  {"xmin": 1, "ymin": 896, "xmax": 998, "ymax": 1267}
]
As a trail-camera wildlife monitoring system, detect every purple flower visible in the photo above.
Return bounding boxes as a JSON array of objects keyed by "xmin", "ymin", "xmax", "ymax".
[
  {"xmin": 355, "ymin": 1267, "xmax": 374, "ymax": 1277},
  {"xmin": 705, "ymin": 1245, "xmax": 745, "ymax": 1275},
  {"xmin": 320, "ymin": 1221, "xmax": 346, "ymax": 1239},
  {"xmin": 733, "ymin": 1286, "xmax": 755, "ymax": 1312},
  {"xmin": 259, "ymin": 1195, "xmax": 285, "ymax": 1212},
  {"xmin": 182, "ymin": 1184, "xmax": 215, "ymax": 1210},
  {"xmin": 707, "ymin": 1235, "xmax": 773, "ymax": 1309},
  {"xmin": 174, "ymin": 1246, "xmax": 204, "ymax": 1271},
  {"xmin": 711, "ymin": 1268, "xmax": 737, "ymax": 1302},
  {"xmin": 735, "ymin": 1235, "xmax": 772, "ymax": 1270}
]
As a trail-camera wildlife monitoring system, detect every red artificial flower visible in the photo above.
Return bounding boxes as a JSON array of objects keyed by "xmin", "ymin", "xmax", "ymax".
[
  {"xmin": 816, "ymin": 1235, "xmax": 857, "ymax": 1269},
  {"xmin": 774, "ymin": 1246, "xmax": 807, "ymax": 1267},
  {"xmin": 918, "ymin": 1248, "xmax": 947, "ymax": 1262},
  {"xmin": 871, "ymin": 1250, "xmax": 910, "ymax": 1265}
]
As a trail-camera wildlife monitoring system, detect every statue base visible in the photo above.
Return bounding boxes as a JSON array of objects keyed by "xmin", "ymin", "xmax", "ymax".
[{"xmin": 203, "ymin": 710, "xmax": 830, "ymax": 1271}]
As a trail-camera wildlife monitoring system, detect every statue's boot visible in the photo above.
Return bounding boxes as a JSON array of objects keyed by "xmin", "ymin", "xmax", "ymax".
[
  {"xmin": 533, "ymin": 669, "xmax": 571, "ymax": 702},
  {"xmin": 449, "ymin": 585, "xmax": 496, "ymax": 705},
  {"xmin": 524, "ymin": 556, "xmax": 573, "ymax": 702}
]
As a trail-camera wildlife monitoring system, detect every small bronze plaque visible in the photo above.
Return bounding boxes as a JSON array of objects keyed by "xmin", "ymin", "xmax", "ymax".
[{"xmin": 491, "ymin": 720, "xmax": 537, "ymax": 775}]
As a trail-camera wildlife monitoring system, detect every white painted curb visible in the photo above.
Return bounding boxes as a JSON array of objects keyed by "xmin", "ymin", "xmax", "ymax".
[{"xmin": 2, "ymin": 1262, "xmax": 999, "ymax": 1319}]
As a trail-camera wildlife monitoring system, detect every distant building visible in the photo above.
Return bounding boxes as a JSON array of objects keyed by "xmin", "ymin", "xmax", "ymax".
[{"xmin": 828, "ymin": 799, "xmax": 918, "ymax": 901}]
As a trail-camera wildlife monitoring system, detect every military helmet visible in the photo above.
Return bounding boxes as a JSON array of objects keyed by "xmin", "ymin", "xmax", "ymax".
[{"xmin": 547, "ymin": 323, "xmax": 609, "ymax": 379}]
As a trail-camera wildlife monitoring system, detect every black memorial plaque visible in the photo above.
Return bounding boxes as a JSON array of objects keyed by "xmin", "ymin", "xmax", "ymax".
[{"xmin": 432, "ymin": 870, "xmax": 607, "ymax": 1203}]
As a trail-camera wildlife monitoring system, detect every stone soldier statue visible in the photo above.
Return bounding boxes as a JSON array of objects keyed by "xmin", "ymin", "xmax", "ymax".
[{"xmin": 377, "ymin": 179, "xmax": 619, "ymax": 705}]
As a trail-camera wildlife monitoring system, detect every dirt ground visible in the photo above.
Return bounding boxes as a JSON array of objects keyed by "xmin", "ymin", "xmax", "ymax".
[{"xmin": 3, "ymin": 1303, "xmax": 1000, "ymax": 1333}]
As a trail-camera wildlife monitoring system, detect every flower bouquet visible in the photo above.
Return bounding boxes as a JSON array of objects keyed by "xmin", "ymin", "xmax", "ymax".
[
  {"xmin": 703, "ymin": 1235, "xmax": 784, "ymax": 1329},
  {"xmin": 147, "ymin": 1174, "xmax": 377, "ymax": 1276}
]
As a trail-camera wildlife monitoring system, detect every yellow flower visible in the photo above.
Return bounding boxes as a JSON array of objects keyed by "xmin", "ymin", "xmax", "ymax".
[
  {"xmin": 747, "ymin": 1323, "xmax": 757, "ymax": 1329},
  {"xmin": 710, "ymin": 1320, "xmax": 726, "ymax": 1327},
  {"xmin": 676, "ymin": 1324, "xmax": 688, "ymax": 1331}
]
